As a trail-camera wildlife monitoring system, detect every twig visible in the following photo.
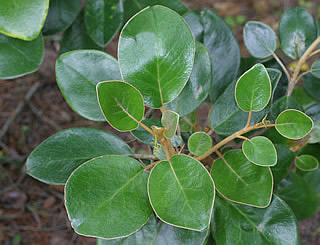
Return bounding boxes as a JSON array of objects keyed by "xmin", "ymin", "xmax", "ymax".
[
  {"xmin": 245, "ymin": 111, "xmax": 252, "ymax": 128},
  {"xmin": 131, "ymin": 154, "xmax": 158, "ymax": 160},
  {"xmin": 308, "ymin": 49, "xmax": 320, "ymax": 59},
  {"xmin": 272, "ymin": 52, "xmax": 291, "ymax": 82},
  {"xmin": 144, "ymin": 160, "xmax": 161, "ymax": 170}
]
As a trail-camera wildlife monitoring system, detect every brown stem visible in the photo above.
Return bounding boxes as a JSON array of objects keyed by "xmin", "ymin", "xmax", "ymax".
[
  {"xmin": 144, "ymin": 160, "xmax": 161, "ymax": 170},
  {"xmin": 245, "ymin": 111, "xmax": 252, "ymax": 128},
  {"xmin": 272, "ymin": 52, "xmax": 291, "ymax": 82},
  {"xmin": 131, "ymin": 154, "xmax": 158, "ymax": 160},
  {"xmin": 138, "ymin": 121, "xmax": 154, "ymax": 136}
]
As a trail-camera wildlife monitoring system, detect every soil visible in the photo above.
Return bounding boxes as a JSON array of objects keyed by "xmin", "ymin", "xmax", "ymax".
[{"xmin": 1, "ymin": 0, "xmax": 319, "ymax": 244}]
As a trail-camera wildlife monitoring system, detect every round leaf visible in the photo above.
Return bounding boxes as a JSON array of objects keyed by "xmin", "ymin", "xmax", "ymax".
[
  {"xmin": 85, "ymin": 0, "xmax": 123, "ymax": 46},
  {"xmin": 0, "ymin": 34, "xmax": 44, "ymax": 79},
  {"xmin": 212, "ymin": 195, "xmax": 299, "ymax": 245},
  {"xmin": 65, "ymin": 155, "xmax": 152, "ymax": 239},
  {"xmin": 279, "ymin": 7, "xmax": 317, "ymax": 59},
  {"xmin": 275, "ymin": 109, "xmax": 313, "ymax": 140},
  {"xmin": 311, "ymin": 60, "xmax": 320, "ymax": 79},
  {"xmin": 235, "ymin": 64, "xmax": 271, "ymax": 112},
  {"xmin": 0, "ymin": 0, "xmax": 49, "ymax": 40},
  {"xmin": 296, "ymin": 154, "xmax": 319, "ymax": 171},
  {"xmin": 211, "ymin": 150, "xmax": 273, "ymax": 207},
  {"xmin": 56, "ymin": 50, "xmax": 120, "ymax": 121},
  {"xmin": 243, "ymin": 21, "xmax": 277, "ymax": 58},
  {"xmin": 118, "ymin": 5, "xmax": 195, "ymax": 108},
  {"xmin": 188, "ymin": 132, "xmax": 212, "ymax": 157},
  {"xmin": 97, "ymin": 81, "xmax": 144, "ymax": 131},
  {"xmin": 148, "ymin": 154, "xmax": 215, "ymax": 231},
  {"xmin": 242, "ymin": 136, "xmax": 277, "ymax": 167},
  {"xmin": 161, "ymin": 110, "xmax": 179, "ymax": 138},
  {"xmin": 26, "ymin": 128, "xmax": 132, "ymax": 185},
  {"xmin": 42, "ymin": 0, "xmax": 82, "ymax": 36}
]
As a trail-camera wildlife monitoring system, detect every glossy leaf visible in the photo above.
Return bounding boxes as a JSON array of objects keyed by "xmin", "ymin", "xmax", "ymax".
[
  {"xmin": 309, "ymin": 122, "xmax": 320, "ymax": 143},
  {"xmin": 296, "ymin": 154, "xmax": 319, "ymax": 171},
  {"xmin": 201, "ymin": 9, "xmax": 240, "ymax": 102},
  {"xmin": 166, "ymin": 42, "xmax": 212, "ymax": 116},
  {"xmin": 56, "ymin": 50, "xmax": 120, "ymax": 121},
  {"xmin": 0, "ymin": 34, "xmax": 44, "ymax": 79},
  {"xmin": 311, "ymin": 60, "xmax": 320, "ymax": 78},
  {"xmin": 242, "ymin": 136, "xmax": 277, "ymax": 167},
  {"xmin": 275, "ymin": 109, "xmax": 313, "ymax": 140},
  {"xmin": 0, "ymin": 0, "xmax": 49, "ymax": 40},
  {"xmin": 131, "ymin": 119, "xmax": 162, "ymax": 145},
  {"xmin": 42, "ymin": 0, "xmax": 82, "ymax": 35},
  {"xmin": 212, "ymin": 195, "xmax": 299, "ymax": 245},
  {"xmin": 279, "ymin": 7, "xmax": 317, "ymax": 59},
  {"xmin": 161, "ymin": 110, "xmax": 179, "ymax": 138},
  {"xmin": 235, "ymin": 64, "xmax": 271, "ymax": 112},
  {"xmin": 277, "ymin": 172, "xmax": 319, "ymax": 220},
  {"xmin": 243, "ymin": 21, "xmax": 277, "ymax": 58},
  {"xmin": 85, "ymin": 0, "xmax": 123, "ymax": 46},
  {"xmin": 270, "ymin": 96, "xmax": 304, "ymax": 121},
  {"xmin": 65, "ymin": 155, "xmax": 152, "ymax": 239},
  {"xmin": 188, "ymin": 132, "xmax": 212, "ymax": 157},
  {"xmin": 97, "ymin": 81, "xmax": 144, "ymax": 131},
  {"xmin": 211, "ymin": 150, "xmax": 273, "ymax": 207},
  {"xmin": 118, "ymin": 5, "xmax": 195, "ymax": 108},
  {"xmin": 180, "ymin": 112, "xmax": 196, "ymax": 132},
  {"xmin": 300, "ymin": 168, "xmax": 320, "ymax": 193},
  {"xmin": 148, "ymin": 154, "xmax": 215, "ymax": 231},
  {"xmin": 183, "ymin": 11, "xmax": 203, "ymax": 42},
  {"xmin": 26, "ymin": 128, "xmax": 132, "ymax": 185},
  {"xmin": 303, "ymin": 73, "xmax": 320, "ymax": 101},
  {"xmin": 271, "ymin": 145, "xmax": 295, "ymax": 185},
  {"xmin": 305, "ymin": 103, "xmax": 320, "ymax": 121},
  {"xmin": 60, "ymin": 11, "xmax": 103, "ymax": 54},
  {"xmin": 292, "ymin": 87, "xmax": 315, "ymax": 110}
]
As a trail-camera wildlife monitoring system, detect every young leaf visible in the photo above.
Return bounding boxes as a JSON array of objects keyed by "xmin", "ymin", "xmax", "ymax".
[
  {"xmin": 188, "ymin": 132, "xmax": 212, "ymax": 157},
  {"xmin": 235, "ymin": 64, "xmax": 271, "ymax": 112},
  {"xmin": 243, "ymin": 21, "xmax": 277, "ymax": 58},
  {"xmin": 212, "ymin": 195, "xmax": 299, "ymax": 245},
  {"xmin": 311, "ymin": 60, "xmax": 320, "ymax": 79},
  {"xmin": 0, "ymin": 0, "xmax": 49, "ymax": 40},
  {"xmin": 161, "ymin": 111, "xmax": 179, "ymax": 138},
  {"xmin": 26, "ymin": 128, "xmax": 132, "ymax": 185},
  {"xmin": 85, "ymin": 0, "xmax": 123, "ymax": 46},
  {"xmin": 211, "ymin": 150, "xmax": 273, "ymax": 208},
  {"xmin": 242, "ymin": 136, "xmax": 277, "ymax": 167},
  {"xmin": 201, "ymin": 9, "xmax": 240, "ymax": 102},
  {"xmin": 0, "ymin": 34, "xmax": 44, "ymax": 79},
  {"xmin": 296, "ymin": 155, "xmax": 319, "ymax": 171},
  {"xmin": 303, "ymin": 73, "xmax": 320, "ymax": 101},
  {"xmin": 275, "ymin": 109, "xmax": 313, "ymax": 140},
  {"xmin": 131, "ymin": 119, "xmax": 162, "ymax": 145},
  {"xmin": 279, "ymin": 7, "xmax": 317, "ymax": 59},
  {"xmin": 118, "ymin": 5, "xmax": 195, "ymax": 108},
  {"xmin": 56, "ymin": 50, "xmax": 121, "ymax": 121},
  {"xmin": 42, "ymin": 0, "xmax": 82, "ymax": 36},
  {"xmin": 166, "ymin": 42, "xmax": 212, "ymax": 116},
  {"xmin": 65, "ymin": 156, "xmax": 152, "ymax": 239},
  {"xmin": 148, "ymin": 155, "xmax": 215, "ymax": 231},
  {"xmin": 97, "ymin": 81, "xmax": 144, "ymax": 131}
]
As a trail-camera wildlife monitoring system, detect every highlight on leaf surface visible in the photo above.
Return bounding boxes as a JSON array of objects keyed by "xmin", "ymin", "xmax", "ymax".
[
  {"xmin": 235, "ymin": 63, "xmax": 271, "ymax": 112},
  {"xmin": 275, "ymin": 109, "xmax": 314, "ymax": 140},
  {"xmin": 296, "ymin": 155, "xmax": 319, "ymax": 171},
  {"xmin": 97, "ymin": 81, "xmax": 144, "ymax": 131},
  {"xmin": 188, "ymin": 132, "xmax": 212, "ymax": 156}
]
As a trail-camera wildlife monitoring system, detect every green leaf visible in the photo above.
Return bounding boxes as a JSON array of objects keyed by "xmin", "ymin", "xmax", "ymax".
[
  {"xmin": 180, "ymin": 112, "xmax": 196, "ymax": 132},
  {"xmin": 271, "ymin": 144, "xmax": 295, "ymax": 185},
  {"xmin": 65, "ymin": 155, "xmax": 152, "ymax": 239},
  {"xmin": 148, "ymin": 154, "xmax": 215, "ymax": 231},
  {"xmin": 26, "ymin": 128, "xmax": 132, "ymax": 185},
  {"xmin": 201, "ymin": 9, "xmax": 240, "ymax": 102},
  {"xmin": 0, "ymin": 0, "xmax": 49, "ymax": 40},
  {"xmin": 212, "ymin": 195, "xmax": 299, "ymax": 245},
  {"xmin": 119, "ymin": 5, "xmax": 195, "ymax": 108},
  {"xmin": 97, "ymin": 81, "xmax": 144, "ymax": 131},
  {"xmin": 309, "ymin": 122, "xmax": 320, "ymax": 143},
  {"xmin": 85, "ymin": 0, "xmax": 123, "ymax": 46},
  {"xmin": 270, "ymin": 96, "xmax": 304, "ymax": 121},
  {"xmin": 311, "ymin": 60, "xmax": 320, "ymax": 78},
  {"xmin": 279, "ymin": 7, "xmax": 317, "ymax": 59},
  {"xmin": 59, "ymin": 11, "xmax": 103, "ymax": 54},
  {"xmin": 306, "ymin": 103, "xmax": 320, "ymax": 121},
  {"xmin": 300, "ymin": 168, "xmax": 320, "ymax": 193},
  {"xmin": 183, "ymin": 11, "xmax": 203, "ymax": 42},
  {"xmin": 242, "ymin": 136, "xmax": 277, "ymax": 167},
  {"xmin": 211, "ymin": 150, "xmax": 273, "ymax": 207},
  {"xmin": 123, "ymin": 0, "xmax": 189, "ymax": 23},
  {"xmin": 296, "ymin": 154, "xmax": 319, "ymax": 171},
  {"xmin": 243, "ymin": 21, "xmax": 277, "ymax": 58},
  {"xmin": 303, "ymin": 73, "xmax": 320, "ymax": 101},
  {"xmin": 166, "ymin": 42, "xmax": 212, "ymax": 116},
  {"xmin": 131, "ymin": 118, "xmax": 162, "ymax": 145},
  {"xmin": 56, "ymin": 50, "xmax": 120, "ymax": 121},
  {"xmin": 292, "ymin": 87, "xmax": 316, "ymax": 110},
  {"xmin": 235, "ymin": 64, "xmax": 271, "ymax": 112},
  {"xmin": 275, "ymin": 109, "xmax": 314, "ymax": 140},
  {"xmin": 161, "ymin": 110, "xmax": 179, "ymax": 138},
  {"xmin": 0, "ymin": 34, "xmax": 44, "ymax": 79},
  {"xmin": 188, "ymin": 132, "xmax": 212, "ymax": 157},
  {"xmin": 97, "ymin": 214, "xmax": 210, "ymax": 245},
  {"xmin": 42, "ymin": 0, "xmax": 82, "ymax": 36},
  {"xmin": 277, "ymin": 172, "xmax": 319, "ymax": 220}
]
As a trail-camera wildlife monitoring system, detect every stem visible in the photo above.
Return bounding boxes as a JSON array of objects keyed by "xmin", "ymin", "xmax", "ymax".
[
  {"xmin": 295, "ymin": 70, "xmax": 311, "ymax": 85},
  {"xmin": 272, "ymin": 52, "xmax": 291, "ymax": 82},
  {"xmin": 138, "ymin": 121, "xmax": 154, "ymax": 135},
  {"xmin": 196, "ymin": 122, "xmax": 276, "ymax": 161},
  {"xmin": 236, "ymin": 135, "xmax": 249, "ymax": 141},
  {"xmin": 308, "ymin": 49, "xmax": 320, "ymax": 59},
  {"xmin": 144, "ymin": 160, "xmax": 161, "ymax": 170},
  {"xmin": 161, "ymin": 104, "xmax": 166, "ymax": 113},
  {"xmin": 131, "ymin": 154, "xmax": 158, "ymax": 160},
  {"xmin": 245, "ymin": 111, "xmax": 252, "ymax": 128}
]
